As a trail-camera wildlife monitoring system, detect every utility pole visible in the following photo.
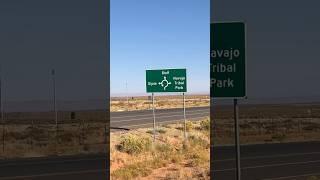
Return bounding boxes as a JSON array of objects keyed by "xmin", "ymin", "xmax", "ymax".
[
  {"xmin": 52, "ymin": 69, "xmax": 58, "ymax": 146},
  {"xmin": 126, "ymin": 81, "xmax": 129, "ymax": 111}
]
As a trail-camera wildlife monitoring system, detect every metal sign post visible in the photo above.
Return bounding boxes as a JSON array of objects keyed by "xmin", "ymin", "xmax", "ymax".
[
  {"xmin": 0, "ymin": 65, "xmax": 2, "ymax": 123},
  {"xmin": 152, "ymin": 93, "xmax": 156, "ymax": 142},
  {"xmin": 210, "ymin": 98, "xmax": 215, "ymax": 178},
  {"xmin": 234, "ymin": 99, "xmax": 241, "ymax": 180},
  {"xmin": 210, "ymin": 22, "xmax": 246, "ymax": 180},
  {"xmin": 0, "ymin": 66, "xmax": 4, "ymax": 153},
  {"xmin": 146, "ymin": 68, "xmax": 187, "ymax": 143},
  {"xmin": 52, "ymin": 69, "xmax": 58, "ymax": 131},
  {"xmin": 148, "ymin": 96, "xmax": 151, "ymax": 110},
  {"xmin": 52, "ymin": 69, "xmax": 58, "ymax": 149},
  {"xmin": 183, "ymin": 92, "xmax": 187, "ymax": 140}
]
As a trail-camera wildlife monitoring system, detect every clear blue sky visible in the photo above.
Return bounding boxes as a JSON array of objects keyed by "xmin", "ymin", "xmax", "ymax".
[
  {"xmin": 111, "ymin": 0, "xmax": 209, "ymax": 96},
  {"xmin": 213, "ymin": 0, "xmax": 320, "ymax": 99}
]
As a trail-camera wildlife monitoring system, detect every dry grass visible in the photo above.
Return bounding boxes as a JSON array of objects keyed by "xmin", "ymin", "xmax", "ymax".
[
  {"xmin": 210, "ymin": 103, "xmax": 320, "ymax": 145},
  {"xmin": 213, "ymin": 118, "xmax": 320, "ymax": 145},
  {"xmin": 0, "ymin": 122, "xmax": 107, "ymax": 159},
  {"xmin": 110, "ymin": 118, "xmax": 210, "ymax": 180},
  {"xmin": 308, "ymin": 176, "xmax": 320, "ymax": 180}
]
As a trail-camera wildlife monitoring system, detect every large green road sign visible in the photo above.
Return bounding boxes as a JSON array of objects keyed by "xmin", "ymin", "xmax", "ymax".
[
  {"xmin": 146, "ymin": 69, "xmax": 187, "ymax": 93},
  {"xmin": 210, "ymin": 22, "xmax": 246, "ymax": 98}
]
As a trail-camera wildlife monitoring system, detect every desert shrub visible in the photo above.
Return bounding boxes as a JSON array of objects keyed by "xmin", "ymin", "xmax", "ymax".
[
  {"xmin": 153, "ymin": 144, "xmax": 180, "ymax": 165},
  {"xmin": 28, "ymin": 127, "xmax": 47, "ymax": 141},
  {"xmin": 307, "ymin": 176, "xmax": 320, "ymax": 180},
  {"xmin": 117, "ymin": 102, "xmax": 125, "ymax": 106},
  {"xmin": 175, "ymin": 126, "xmax": 183, "ymax": 131},
  {"xmin": 303, "ymin": 123, "xmax": 320, "ymax": 131},
  {"xmin": 187, "ymin": 149, "xmax": 209, "ymax": 167},
  {"xmin": 157, "ymin": 128, "xmax": 167, "ymax": 134},
  {"xmin": 165, "ymin": 171, "xmax": 183, "ymax": 179},
  {"xmin": 57, "ymin": 131, "xmax": 76, "ymax": 143},
  {"xmin": 149, "ymin": 155, "xmax": 169, "ymax": 168},
  {"xmin": 146, "ymin": 128, "xmax": 166, "ymax": 134},
  {"xmin": 272, "ymin": 132, "xmax": 286, "ymax": 142},
  {"xmin": 117, "ymin": 134, "xmax": 151, "ymax": 155},
  {"xmin": 6, "ymin": 131, "xmax": 27, "ymax": 141},
  {"xmin": 183, "ymin": 135, "xmax": 209, "ymax": 167},
  {"xmin": 146, "ymin": 130, "xmax": 153, "ymax": 134},
  {"xmin": 155, "ymin": 143, "xmax": 171, "ymax": 152},
  {"xmin": 188, "ymin": 135, "xmax": 209, "ymax": 149},
  {"xmin": 169, "ymin": 149, "xmax": 184, "ymax": 163},
  {"xmin": 111, "ymin": 162, "xmax": 152, "ymax": 179},
  {"xmin": 162, "ymin": 124, "xmax": 172, "ymax": 128},
  {"xmin": 200, "ymin": 118, "xmax": 210, "ymax": 131},
  {"xmin": 157, "ymin": 101, "xmax": 166, "ymax": 107},
  {"xmin": 186, "ymin": 121, "xmax": 193, "ymax": 131},
  {"xmin": 112, "ymin": 156, "xmax": 169, "ymax": 179}
]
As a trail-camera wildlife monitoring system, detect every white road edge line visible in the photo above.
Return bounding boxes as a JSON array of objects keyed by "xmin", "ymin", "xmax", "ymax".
[
  {"xmin": 0, "ymin": 169, "xmax": 106, "ymax": 180},
  {"xmin": 214, "ymin": 151, "xmax": 320, "ymax": 162},
  {"xmin": 0, "ymin": 157, "xmax": 106, "ymax": 168},
  {"xmin": 213, "ymin": 159, "xmax": 320, "ymax": 172},
  {"xmin": 262, "ymin": 172, "xmax": 320, "ymax": 180}
]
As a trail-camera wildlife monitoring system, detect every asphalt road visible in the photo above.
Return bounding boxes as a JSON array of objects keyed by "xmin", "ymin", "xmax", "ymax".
[
  {"xmin": 1, "ymin": 141, "xmax": 318, "ymax": 180},
  {"xmin": 110, "ymin": 106, "xmax": 209, "ymax": 130},
  {"xmin": 0, "ymin": 154, "xmax": 107, "ymax": 180},
  {"xmin": 212, "ymin": 141, "xmax": 320, "ymax": 180}
]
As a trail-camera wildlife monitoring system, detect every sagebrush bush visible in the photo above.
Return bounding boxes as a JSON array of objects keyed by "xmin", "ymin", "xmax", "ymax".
[
  {"xmin": 157, "ymin": 128, "xmax": 167, "ymax": 134},
  {"xmin": 111, "ymin": 161, "xmax": 152, "ymax": 179},
  {"xmin": 200, "ymin": 118, "xmax": 210, "ymax": 131},
  {"xmin": 146, "ymin": 128, "xmax": 166, "ymax": 134},
  {"xmin": 117, "ymin": 134, "xmax": 151, "ymax": 155},
  {"xmin": 186, "ymin": 121, "xmax": 193, "ymax": 131},
  {"xmin": 155, "ymin": 143, "xmax": 172, "ymax": 152},
  {"xmin": 272, "ymin": 132, "xmax": 286, "ymax": 142},
  {"xmin": 188, "ymin": 135, "xmax": 210, "ymax": 149},
  {"xmin": 146, "ymin": 130, "xmax": 153, "ymax": 134}
]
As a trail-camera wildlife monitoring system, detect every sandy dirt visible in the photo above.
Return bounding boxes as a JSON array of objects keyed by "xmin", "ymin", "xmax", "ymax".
[{"xmin": 110, "ymin": 118, "xmax": 210, "ymax": 180}]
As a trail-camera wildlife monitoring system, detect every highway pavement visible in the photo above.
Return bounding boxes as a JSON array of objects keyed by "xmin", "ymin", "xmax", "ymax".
[
  {"xmin": 0, "ymin": 154, "xmax": 107, "ymax": 180},
  {"xmin": 1, "ymin": 141, "xmax": 318, "ymax": 180},
  {"xmin": 212, "ymin": 141, "xmax": 320, "ymax": 180},
  {"xmin": 110, "ymin": 106, "xmax": 209, "ymax": 129}
]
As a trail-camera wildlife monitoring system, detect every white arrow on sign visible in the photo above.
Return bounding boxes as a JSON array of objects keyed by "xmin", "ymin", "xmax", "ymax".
[{"xmin": 158, "ymin": 76, "xmax": 171, "ymax": 90}]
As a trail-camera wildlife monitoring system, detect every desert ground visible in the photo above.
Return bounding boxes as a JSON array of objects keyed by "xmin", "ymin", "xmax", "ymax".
[
  {"xmin": 1, "ymin": 96, "xmax": 319, "ymax": 164},
  {"xmin": 305, "ymin": 176, "xmax": 320, "ymax": 180},
  {"xmin": 212, "ymin": 103, "xmax": 320, "ymax": 145},
  {"xmin": 110, "ymin": 118, "xmax": 210, "ymax": 180},
  {"xmin": 111, "ymin": 95, "xmax": 209, "ymax": 112},
  {"xmin": 0, "ymin": 110, "xmax": 108, "ymax": 159}
]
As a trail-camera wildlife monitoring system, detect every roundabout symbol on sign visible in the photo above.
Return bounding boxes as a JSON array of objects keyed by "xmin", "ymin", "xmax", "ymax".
[{"xmin": 158, "ymin": 76, "xmax": 171, "ymax": 90}]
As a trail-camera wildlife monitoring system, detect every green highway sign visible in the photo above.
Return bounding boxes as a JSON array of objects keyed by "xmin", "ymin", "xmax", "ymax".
[
  {"xmin": 210, "ymin": 22, "xmax": 246, "ymax": 98},
  {"xmin": 146, "ymin": 69, "xmax": 187, "ymax": 93}
]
